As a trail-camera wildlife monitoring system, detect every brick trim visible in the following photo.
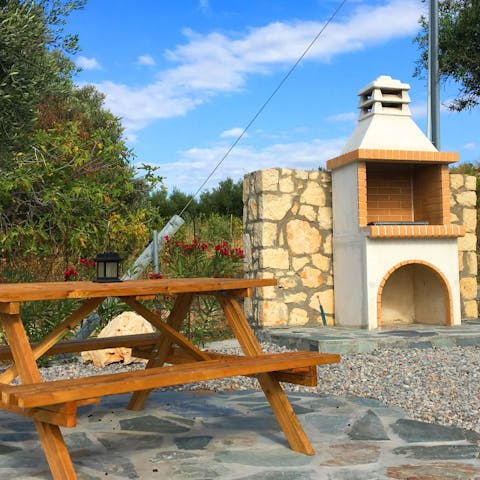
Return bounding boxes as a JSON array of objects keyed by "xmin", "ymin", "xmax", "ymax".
[
  {"xmin": 365, "ymin": 224, "xmax": 465, "ymax": 238},
  {"xmin": 376, "ymin": 260, "xmax": 454, "ymax": 327},
  {"xmin": 326, "ymin": 149, "xmax": 458, "ymax": 170},
  {"xmin": 357, "ymin": 163, "xmax": 367, "ymax": 227}
]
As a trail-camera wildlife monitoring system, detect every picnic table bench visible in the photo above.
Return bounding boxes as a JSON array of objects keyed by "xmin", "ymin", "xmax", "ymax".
[{"xmin": 0, "ymin": 278, "xmax": 340, "ymax": 479}]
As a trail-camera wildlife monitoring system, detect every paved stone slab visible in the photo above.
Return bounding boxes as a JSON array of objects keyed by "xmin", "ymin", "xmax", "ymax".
[
  {"xmin": 392, "ymin": 418, "xmax": 467, "ymax": 442},
  {"xmin": 393, "ymin": 444, "xmax": 480, "ymax": 460},
  {"xmin": 0, "ymin": 390, "xmax": 478, "ymax": 479},
  {"xmin": 349, "ymin": 410, "xmax": 390, "ymax": 440},
  {"xmin": 386, "ymin": 462, "xmax": 480, "ymax": 479},
  {"xmin": 119, "ymin": 415, "xmax": 191, "ymax": 434}
]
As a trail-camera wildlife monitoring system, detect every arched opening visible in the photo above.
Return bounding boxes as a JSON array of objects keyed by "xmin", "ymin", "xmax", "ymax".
[{"xmin": 378, "ymin": 261, "xmax": 453, "ymax": 327}]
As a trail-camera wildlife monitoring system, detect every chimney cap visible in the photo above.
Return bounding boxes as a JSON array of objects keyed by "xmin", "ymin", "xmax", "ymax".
[{"xmin": 339, "ymin": 75, "xmax": 438, "ymax": 154}]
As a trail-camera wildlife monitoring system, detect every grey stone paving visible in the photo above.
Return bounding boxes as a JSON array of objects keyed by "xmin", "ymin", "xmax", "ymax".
[
  {"xmin": 258, "ymin": 320, "xmax": 480, "ymax": 354},
  {"xmin": 0, "ymin": 390, "xmax": 479, "ymax": 479}
]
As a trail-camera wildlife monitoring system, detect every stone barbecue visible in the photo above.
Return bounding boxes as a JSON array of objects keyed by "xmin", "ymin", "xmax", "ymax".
[
  {"xmin": 243, "ymin": 76, "xmax": 477, "ymax": 329},
  {"xmin": 326, "ymin": 76, "xmax": 465, "ymax": 328}
]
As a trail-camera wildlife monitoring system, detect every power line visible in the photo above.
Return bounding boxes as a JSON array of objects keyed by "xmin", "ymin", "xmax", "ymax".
[{"xmin": 179, "ymin": 0, "xmax": 348, "ymax": 217}]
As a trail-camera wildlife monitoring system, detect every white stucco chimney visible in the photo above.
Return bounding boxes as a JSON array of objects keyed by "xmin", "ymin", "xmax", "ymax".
[{"xmin": 342, "ymin": 75, "xmax": 437, "ymax": 154}]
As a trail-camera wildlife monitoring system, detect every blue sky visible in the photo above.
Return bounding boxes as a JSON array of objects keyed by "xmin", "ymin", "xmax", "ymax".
[{"xmin": 67, "ymin": 0, "xmax": 480, "ymax": 194}]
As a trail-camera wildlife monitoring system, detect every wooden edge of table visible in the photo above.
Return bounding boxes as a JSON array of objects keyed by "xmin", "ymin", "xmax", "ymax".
[
  {"xmin": 0, "ymin": 351, "xmax": 340, "ymax": 409},
  {"xmin": 0, "ymin": 278, "xmax": 278, "ymax": 303}
]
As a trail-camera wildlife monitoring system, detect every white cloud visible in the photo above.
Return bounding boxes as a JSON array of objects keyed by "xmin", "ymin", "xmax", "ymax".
[
  {"xmin": 220, "ymin": 127, "xmax": 247, "ymax": 138},
  {"xmin": 76, "ymin": 56, "xmax": 101, "ymax": 70},
  {"xmin": 95, "ymin": 0, "xmax": 422, "ymax": 134},
  {"xmin": 327, "ymin": 111, "xmax": 357, "ymax": 123},
  {"xmin": 409, "ymin": 101, "xmax": 428, "ymax": 118},
  {"xmin": 137, "ymin": 54, "xmax": 156, "ymax": 66},
  {"xmin": 154, "ymin": 136, "xmax": 345, "ymax": 193},
  {"xmin": 463, "ymin": 142, "xmax": 479, "ymax": 151}
]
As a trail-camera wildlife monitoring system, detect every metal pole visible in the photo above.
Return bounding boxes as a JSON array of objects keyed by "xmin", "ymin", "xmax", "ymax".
[
  {"xmin": 428, "ymin": 0, "xmax": 440, "ymax": 149},
  {"xmin": 152, "ymin": 230, "xmax": 160, "ymax": 274}
]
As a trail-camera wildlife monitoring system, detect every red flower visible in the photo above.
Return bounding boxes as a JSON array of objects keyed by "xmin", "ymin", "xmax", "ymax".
[
  {"xmin": 149, "ymin": 272, "xmax": 164, "ymax": 279},
  {"xmin": 80, "ymin": 258, "xmax": 88, "ymax": 266},
  {"xmin": 201, "ymin": 242, "xmax": 208, "ymax": 251},
  {"xmin": 214, "ymin": 244, "xmax": 222, "ymax": 252},
  {"xmin": 64, "ymin": 266, "xmax": 79, "ymax": 281},
  {"xmin": 89, "ymin": 259, "xmax": 96, "ymax": 267},
  {"xmin": 164, "ymin": 235, "xmax": 170, "ymax": 242}
]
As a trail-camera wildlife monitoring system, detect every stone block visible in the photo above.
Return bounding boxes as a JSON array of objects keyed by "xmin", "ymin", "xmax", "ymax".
[
  {"xmin": 279, "ymin": 175, "xmax": 294, "ymax": 193},
  {"xmin": 323, "ymin": 234, "xmax": 333, "ymax": 255},
  {"xmin": 460, "ymin": 277, "xmax": 477, "ymax": 300},
  {"xmin": 464, "ymin": 251, "xmax": 478, "ymax": 276},
  {"xmin": 318, "ymin": 207, "xmax": 333, "ymax": 229},
  {"xmin": 465, "ymin": 175, "xmax": 477, "ymax": 191},
  {"xmin": 286, "ymin": 219, "xmax": 322, "ymax": 255},
  {"xmin": 456, "ymin": 191, "xmax": 476, "ymax": 207},
  {"xmin": 247, "ymin": 198, "xmax": 258, "ymax": 219},
  {"xmin": 299, "ymin": 205, "xmax": 317, "ymax": 221},
  {"xmin": 300, "ymin": 266, "xmax": 324, "ymax": 288},
  {"xmin": 300, "ymin": 182, "xmax": 326, "ymax": 207},
  {"xmin": 260, "ymin": 248, "xmax": 290, "ymax": 270},
  {"xmin": 289, "ymin": 308, "xmax": 309, "ymax": 326},
  {"xmin": 278, "ymin": 275, "xmax": 299, "ymax": 290},
  {"xmin": 259, "ymin": 169, "xmax": 279, "ymax": 191},
  {"xmin": 309, "ymin": 289, "xmax": 335, "ymax": 315},
  {"xmin": 81, "ymin": 311, "xmax": 154, "ymax": 368},
  {"xmin": 462, "ymin": 208, "xmax": 477, "ymax": 233},
  {"xmin": 311, "ymin": 253, "xmax": 331, "ymax": 271},
  {"xmin": 458, "ymin": 233, "xmax": 477, "ymax": 252},
  {"xmin": 292, "ymin": 256, "xmax": 309, "ymax": 272},
  {"xmin": 254, "ymin": 222, "xmax": 277, "ymax": 247},
  {"xmin": 284, "ymin": 292, "xmax": 308, "ymax": 303},
  {"xmin": 449, "ymin": 174, "xmax": 464, "ymax": 191},
  {"xmin": 463, "ymin": 300, "xmax": 478, "ymax": 318},
  {"xmin": 260, "ymin": 194, "xmax": 293, "ymax": 221},
  {"xmin": 261, "ymin": 300, "xmax": 289, "ymax": 326},
  {"xmin": 295, "ymin": 170, "xmax": 308, "ymax": 180}
]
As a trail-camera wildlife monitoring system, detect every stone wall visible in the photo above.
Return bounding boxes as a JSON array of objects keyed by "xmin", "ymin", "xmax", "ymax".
[
  {"xmin": 244, "ymin": 170, "xmax": 478, "ymax": 327},
  {"xmin": 450, "ymin": 174, "xmax": 478, "ymax": 319},
  {"xmin": 243, "ymin": 168, "xmax": 334, "ymax": 328}
]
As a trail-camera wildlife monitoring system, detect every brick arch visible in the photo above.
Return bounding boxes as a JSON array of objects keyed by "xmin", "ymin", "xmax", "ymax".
[{"xmin": 377, "ymin": 260, "xmax": 454, "ymax": 327}]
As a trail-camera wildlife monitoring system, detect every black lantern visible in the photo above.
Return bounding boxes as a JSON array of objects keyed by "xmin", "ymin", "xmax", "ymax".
[{"xmin": 94, "ymin": 252, "xmax": 122, "ymax": 282}]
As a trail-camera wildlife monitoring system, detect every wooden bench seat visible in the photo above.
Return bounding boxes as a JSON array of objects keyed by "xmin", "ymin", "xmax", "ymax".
[{"xmin": 0, "ymin": 351, "xmax": 339, "ymax": 409}]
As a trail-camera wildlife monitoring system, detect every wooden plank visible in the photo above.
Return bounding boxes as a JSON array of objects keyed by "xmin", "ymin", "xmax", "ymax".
[
  {"xmin": 1, "ymin": 352, "xmax": 331, "ymax": 408},
  {"xmin": 0, "ymin": 278, "xmax": 277, "ymax": 303},
  {"xmin": 0, "ymin": 312, "xmax": 77, "ymax": 479},
  {"xmin": 215, "ymin": 294, "xmax": 316, "ymax": 455},
  {"xmin": 139, "ymin": 347, "xmax": 337, "ymax": 387},
  {"xmin": 0, "ymin": 332, "xmax": 163, "ymax": 361},
  {"xmin": 0, "ymin": 302, "xmax": 19, "ymax": 314},
  {"xmin": 128, "ymin": 292, "xmax": 196, "ymax": 410},
  {"xmin": 0, "ymin": 297, "xmax": 104, "ymax": 384}
]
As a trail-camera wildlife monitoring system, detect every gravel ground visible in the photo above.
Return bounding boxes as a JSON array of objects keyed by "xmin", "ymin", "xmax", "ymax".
[{"xmin": 13, "ymin": 342, "xmax": 480, "ymax": 434}]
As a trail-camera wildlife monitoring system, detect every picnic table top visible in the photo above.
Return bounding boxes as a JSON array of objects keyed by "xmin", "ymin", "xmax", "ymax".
[{"xmin": 0, "ymin": 277, "xmax": 277, "ymax": 303}]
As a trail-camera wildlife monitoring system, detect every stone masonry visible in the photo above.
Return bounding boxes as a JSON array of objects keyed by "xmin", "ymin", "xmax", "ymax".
[
  {"xmin": 450, "ymin": 174, "xmax": 478, "ymax": 319},
  {"xmin": 243, "ymin": 169, "xmax": 477, "ymax": 327},
  {"xmin": 243, "ymin": 168, "xmax": 334, "ymax": 328}
]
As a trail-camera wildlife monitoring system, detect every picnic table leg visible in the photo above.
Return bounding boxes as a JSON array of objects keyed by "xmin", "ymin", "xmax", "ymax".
[
  {"xmin": 215, "ymin": 294, "xmax": 315, "ymax": 455},
  {"xmin": 127, "ymin": 293, "xmax": 196, "ymax": 411},
  {"xmin": 1, "ymin": 312, "xmax": 77, "ymax": 479}
]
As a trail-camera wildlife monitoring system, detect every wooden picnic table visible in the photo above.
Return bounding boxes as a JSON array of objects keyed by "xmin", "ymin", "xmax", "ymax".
[{"xmin": 0, "ymin": 278, "xmax": 340, "ymax": 479}]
